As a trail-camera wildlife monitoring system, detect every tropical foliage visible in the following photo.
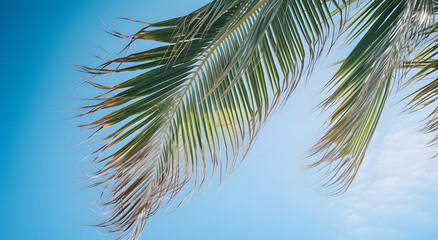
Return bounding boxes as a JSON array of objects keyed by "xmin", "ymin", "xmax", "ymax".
[{"xmin": 77, "ymin": 0, "xmax": 438, "ymax": 239}]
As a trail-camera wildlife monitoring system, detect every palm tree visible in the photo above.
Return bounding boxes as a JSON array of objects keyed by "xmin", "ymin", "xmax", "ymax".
[{"xmin": 77, "ymin": 0, "xmax": 438, "ymax": 239}]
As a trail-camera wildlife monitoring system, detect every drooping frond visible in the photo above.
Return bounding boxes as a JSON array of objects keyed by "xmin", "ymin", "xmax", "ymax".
[
  {"xmin": 405, "ymin": 19, "xmax": 438, "ymax": 151},
  {"xmin": 309, "ymin": 0, "xmax": 436, "ymax": 194},
  {"xmin": 77, "ymin": 0, "xmax": 348, "ymax": 239}
]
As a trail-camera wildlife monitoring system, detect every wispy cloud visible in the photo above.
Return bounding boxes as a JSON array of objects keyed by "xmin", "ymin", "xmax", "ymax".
[{"xmin": 333, "ymin": 115, "xmax": 438, "ymax": 238}]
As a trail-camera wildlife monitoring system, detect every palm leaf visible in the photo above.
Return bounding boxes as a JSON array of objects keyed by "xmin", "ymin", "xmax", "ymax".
[
  {"xmin": 404, "ymin": 19, "xmax": 438, "ymax": 151},
  {"xmin": 309, "ymin": 0, "xmax": 436, "ymax": 194},
  {"xmin": 77, "ymin": 0, "xmax": 349, "ymax": 239}
]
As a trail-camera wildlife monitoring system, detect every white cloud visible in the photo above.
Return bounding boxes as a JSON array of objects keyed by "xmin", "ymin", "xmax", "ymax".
[{"xmin": 334, "ymin": 115, "xmax": 438, "ymax": 237}]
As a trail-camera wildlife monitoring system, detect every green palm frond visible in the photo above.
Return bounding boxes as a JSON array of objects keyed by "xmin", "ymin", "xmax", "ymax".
[
  {"xmin": 78, "ymin": 0, "xmax": 349, "ymax": 239},
  {"xmin": 405, "ymin": 20, "xmax": 438, "ymax": 150},
  {"xmin": 309, "ymin": 0, "xmax": 436, "ymax": 194}
]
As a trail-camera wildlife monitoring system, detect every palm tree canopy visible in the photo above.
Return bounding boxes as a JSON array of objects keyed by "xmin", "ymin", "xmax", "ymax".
[{"xmin": 77, "ymin": 0, "xmax": 438, "ymax": 239}]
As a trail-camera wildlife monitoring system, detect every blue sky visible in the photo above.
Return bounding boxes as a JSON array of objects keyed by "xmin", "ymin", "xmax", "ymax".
[{"xmin": 1, "ymin": 0, "xmax": 438, "ymax": 239}]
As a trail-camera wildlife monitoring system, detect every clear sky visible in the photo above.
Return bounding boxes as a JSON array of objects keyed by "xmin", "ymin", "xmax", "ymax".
[{"xmin": 1, "ymin": 0, "xmax": 438, "ymax": 240}]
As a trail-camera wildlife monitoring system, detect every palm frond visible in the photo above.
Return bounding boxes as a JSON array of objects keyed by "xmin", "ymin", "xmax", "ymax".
[
  {"xmin": 309, "ymin": 0, "xmax": 436, "ymax": 194},
  {"xmin": 404, "ymin": 20, "xmax": 438, "ymax": 150},
  {"xmin": 78, "ymin": 0, "xmax": 348, "ymax": 239}
]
